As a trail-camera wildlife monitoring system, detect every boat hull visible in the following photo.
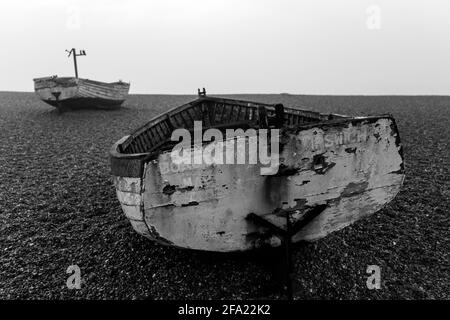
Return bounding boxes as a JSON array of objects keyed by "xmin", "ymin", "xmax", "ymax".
[
  {"xmin": 111, "ymin": 113, "xmax": 405, "ymax": 252},
  {"xmin": 33, "ymin": 76, "xmax": 130, "ymax": 110}
]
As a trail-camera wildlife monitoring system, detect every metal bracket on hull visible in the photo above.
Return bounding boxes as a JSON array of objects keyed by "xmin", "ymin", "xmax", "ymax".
[{"xmin": 246, "ymin": 204, "xmax": 327, "ymax": 300}]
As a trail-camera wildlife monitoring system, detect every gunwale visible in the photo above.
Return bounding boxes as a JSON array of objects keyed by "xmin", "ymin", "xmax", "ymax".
[{"xmin": 118, "ymin": 95, "xmax": 348, "ymax": 155}]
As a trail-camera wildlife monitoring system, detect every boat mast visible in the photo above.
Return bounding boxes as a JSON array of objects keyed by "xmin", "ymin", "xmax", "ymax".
[{"xmin": 66, "ymin": 48, "xmax": 86, "ymax": 78}]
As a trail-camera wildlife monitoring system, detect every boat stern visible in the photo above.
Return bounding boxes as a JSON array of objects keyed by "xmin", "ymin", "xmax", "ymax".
[{"xmin": 33, "ymin": 76, "xmax": 79, "ymax": 104}]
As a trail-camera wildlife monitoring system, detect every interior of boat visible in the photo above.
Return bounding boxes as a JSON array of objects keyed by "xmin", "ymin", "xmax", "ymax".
[{"xmin": 119, "ymin": 95, "xmax": 347, "ymax": 156}]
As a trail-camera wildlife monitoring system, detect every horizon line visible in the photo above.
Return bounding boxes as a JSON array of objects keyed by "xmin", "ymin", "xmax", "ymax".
[{"xmin": 2, "ymin": 90, "xmax": 450, "ymax": 97}]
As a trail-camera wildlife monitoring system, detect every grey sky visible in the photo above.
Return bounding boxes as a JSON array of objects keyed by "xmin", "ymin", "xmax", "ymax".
[{"xmin": 1, "ymin": 0, "xmax": 449, "ymax": 94}]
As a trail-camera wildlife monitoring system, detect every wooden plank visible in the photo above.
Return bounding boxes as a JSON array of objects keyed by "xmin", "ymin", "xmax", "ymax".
[
  {"xmin": 113, "ymin": 176, "xmax": 142, "ymax": 193},
  {"xmin": 187, "ymin": 106, "xmax": 199, "ymax": 122},
  {"xmin": 178, "ymin": 111, "xmax": 191, "ymax": 128},
  {"xmin": 154, "ymin": 124, "xmax": 166, "ymax": 142},
  {"xmin": 183, "ymin": 109, "xmax": 195, "ymax": 126},
  {"xmin": 135, "ymin": 135, "xmax": 146, "ymax": 153},
  {"xmin": 208, "ymin": 102, "xmax": 215, "ymax": 125},
  {"xmin": 121, "ymin": 203, "xmax": 143, "ymax": 220},
  {"xmin": 141, "ymin": 130, "xmax": 153, "ymax": 150},
  {"xmin": 173, "ymin": 113, "xmax": 184, "ymax": 127},
  {"xmin": 236, "ymin": 106, "xmax": 242, "ymax": 121},
  {"xmin": 116, "ymin": 189, "xmax": 141, "ymax": 206},
  {"xmin": 201, "ymin": 102, "xmax": 211, "ymax": 127},
  {"xmin": 145, "ymin": 128, "xmax": 157, "ymax": 148},
  {"xmin": 151, "ymin": 127, "xmax": 163, "ymax": 144},
  {"xmin": 110, "ymin": 156, "xmax": 144, "ymax": 177},
  {"xmin": 215, "ymin": 103, "xmax": 224, "ymax": 123}
]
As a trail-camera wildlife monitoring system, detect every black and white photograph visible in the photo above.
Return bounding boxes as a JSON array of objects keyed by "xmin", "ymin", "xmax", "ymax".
[{"xmin": 0, "ymin": 0, "xmax": 448, "ymax": 311}]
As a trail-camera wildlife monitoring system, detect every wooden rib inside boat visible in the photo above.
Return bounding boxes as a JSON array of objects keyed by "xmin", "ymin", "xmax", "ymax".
[{"xmin": 110, "ymin": 90, "xmax": 405, "ymax": 252}]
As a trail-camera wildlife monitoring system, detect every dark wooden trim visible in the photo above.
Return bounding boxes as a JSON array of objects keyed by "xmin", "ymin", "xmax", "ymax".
[{"xmin": 110, "ymin": 136, "xmax": 148, "ymax": 178}]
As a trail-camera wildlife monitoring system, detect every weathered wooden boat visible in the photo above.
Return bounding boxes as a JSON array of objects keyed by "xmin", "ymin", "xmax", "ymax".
[
  {"xmin": 33, "ymin": 49, "xmax": 130, "ymax": 111},
  {"xmin": 34, "ymin": 76, "xmax": 130, "ymax": 110},
  {"xmin": 110, "ymin": 90, "xmax": 405, "ymax": 252}
]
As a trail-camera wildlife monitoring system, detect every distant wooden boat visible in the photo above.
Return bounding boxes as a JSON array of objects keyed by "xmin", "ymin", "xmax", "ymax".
[
  {"xmin": 33, "ymin": 49, "xmax": 130, "ymax": 111},
  {"xmin": 33, "ymin": 76, "xmax": 130, "ymax": 110},
  {"xmin": 110, "ymin": 90, "xmax": 405, "ymax": 252}
]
